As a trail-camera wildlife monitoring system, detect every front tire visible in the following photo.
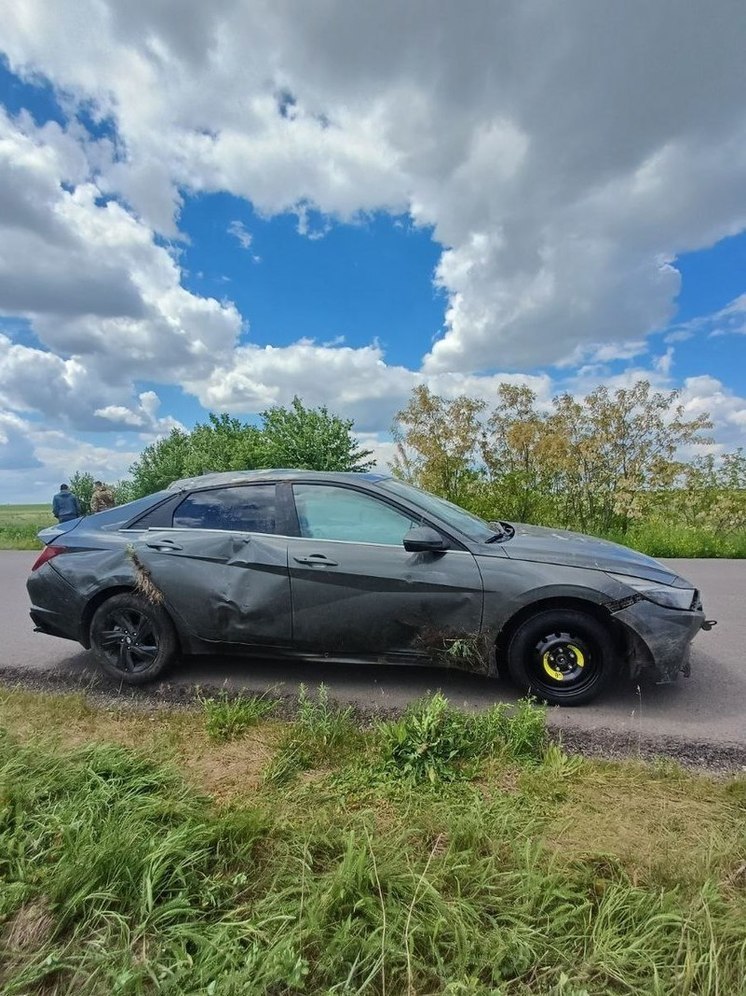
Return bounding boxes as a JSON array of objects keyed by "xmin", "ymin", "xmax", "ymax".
[
  {"xmin": 90, "ymin": 592, "xmax": 178, "ymax": 684},
  {"xmin": 505, "ymin": 608, "xmax": 616, "ymax": 705}
]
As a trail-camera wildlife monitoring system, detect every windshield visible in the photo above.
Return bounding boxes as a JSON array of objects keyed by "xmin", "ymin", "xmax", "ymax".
[{"xmin": 379, "ymin": 479, "xmax": 497, "ymax": 543}]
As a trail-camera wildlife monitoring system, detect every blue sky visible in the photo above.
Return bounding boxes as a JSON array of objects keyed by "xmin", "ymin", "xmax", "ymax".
[
  {"xmin": 0, "ymin": 3, "xmax": 745, "ymax": 501},
  {"xmin": 180, "ymin": 195, "xmax": 445, "ymax": 366}
]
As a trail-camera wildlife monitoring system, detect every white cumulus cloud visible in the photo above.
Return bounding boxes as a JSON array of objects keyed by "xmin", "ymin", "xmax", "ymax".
[
  {"xmin": 3, "ymin": 0, "xmax": 746, "ymax": 371},
  {"xmin": 0, "ymin": 0, "xmax": 745, "ymax": 493}
]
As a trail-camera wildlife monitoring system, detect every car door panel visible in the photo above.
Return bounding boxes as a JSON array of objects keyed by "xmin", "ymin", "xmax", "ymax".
[
  {"xmin": 288, "ymin": 539, "xmax": 484, "ymax": 657},
  {"xmin": 133, "ymin": 529, "xmax": 292, "ymax": 647}
]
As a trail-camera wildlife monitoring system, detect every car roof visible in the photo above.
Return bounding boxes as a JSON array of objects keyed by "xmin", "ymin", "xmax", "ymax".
[{"xmin": 166, "ymin": 468, "xmax": 392, "ymax": 491}]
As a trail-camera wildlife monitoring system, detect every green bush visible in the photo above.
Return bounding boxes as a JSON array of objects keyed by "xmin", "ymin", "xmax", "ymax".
[
  {"xmin": 375, "ymin": 693, "xmax": 547, "ymax": 785},
  {"xmin": 124, "ymin": 401, "xmax": 374, "ymax": 500},
  {"xmin": 601, "ymin": 520, "xmax": 746, "ymax": 559}
]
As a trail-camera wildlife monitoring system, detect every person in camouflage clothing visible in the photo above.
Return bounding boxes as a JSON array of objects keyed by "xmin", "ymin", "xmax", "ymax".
[{"xmin": 90, "ymin": 480, "xmax": 116, "ymax": 513}]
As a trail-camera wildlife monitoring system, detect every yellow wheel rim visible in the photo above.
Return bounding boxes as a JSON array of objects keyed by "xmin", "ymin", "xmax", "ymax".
[{"xmin": 542, "ymin": 643, "xmax": 585, "ymax": 681}]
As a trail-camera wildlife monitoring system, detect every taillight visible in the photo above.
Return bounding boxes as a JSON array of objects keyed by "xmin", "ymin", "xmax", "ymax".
[{"xmin": 31, "ymin": 545, "xmax": 68, "ymax": 571}]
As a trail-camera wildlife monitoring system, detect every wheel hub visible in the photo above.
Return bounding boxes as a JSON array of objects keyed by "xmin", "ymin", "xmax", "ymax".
[
  {"xmin": 535, "ymin": 632, "xmax": 589, "ymax": 684},
  {"xmin": 99, "ymin": 609, "xmax": 159, "ymax": 673}
]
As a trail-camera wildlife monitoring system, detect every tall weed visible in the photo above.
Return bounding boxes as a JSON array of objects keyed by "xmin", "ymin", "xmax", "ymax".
[
  {"xmin": 201, "ymin": 691, "xmax": 278, "ymax": 742},
  {"xmin": 374, "ymin": 693, "xmax": 547, "ymax": 785},
  {"xmin": 265, "ymin": 684, "xmax": 359, "ymax": 785}
]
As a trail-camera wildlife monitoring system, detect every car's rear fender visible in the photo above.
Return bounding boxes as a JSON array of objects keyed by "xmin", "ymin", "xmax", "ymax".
[
  {"xmin": 79, "ymin": 583, "xmax": 189, "ymax": 654},
  {"xmin": 79, "ymin": 585, "xmax": 138, "ymax": 649}
]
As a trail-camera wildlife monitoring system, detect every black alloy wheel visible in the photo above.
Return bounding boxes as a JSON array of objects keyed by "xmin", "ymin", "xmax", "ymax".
[
  {"xmin": 90, "ymin": 592, "xmax": 177, "ymax": 684},
  {"xmin": 506, "ymin": 608, "xmax": 616, "ymax": 705}
]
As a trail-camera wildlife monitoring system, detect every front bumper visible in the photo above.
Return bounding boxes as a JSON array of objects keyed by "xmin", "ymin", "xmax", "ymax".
[{"xmin": 611, "ymin": 598, "xmax": 706, "ymax": 682}]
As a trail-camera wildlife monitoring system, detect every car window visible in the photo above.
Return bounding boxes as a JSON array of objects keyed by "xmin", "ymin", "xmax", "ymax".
[
  {"xmin": 293, "ymin": 484, "xmax": 421, "ymax": 545},
  {"xmin": 173, "ymin": 485, "xmax": 277, "ymax": 533},
  {"xmin": 380, "ymin": 478, "xmax": 496, "ymax": 543}
]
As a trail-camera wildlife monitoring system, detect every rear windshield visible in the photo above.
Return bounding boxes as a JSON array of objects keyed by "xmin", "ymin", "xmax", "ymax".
[{"xmin": 94, "ymin": 492, "xmax": 172, "ymax": 528}]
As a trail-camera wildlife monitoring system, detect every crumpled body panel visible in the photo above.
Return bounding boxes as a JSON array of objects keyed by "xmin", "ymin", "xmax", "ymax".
[
  {"xmin": 611, "ymin": 599, "xmax": 705, "ymax": 681},
  {"xmin": 133, "ymin": 530, "xmax": 292, "ymax": 648},
  {"xmin": 287, "ymin": 541, "xmax": 484, "ymax": 660}
]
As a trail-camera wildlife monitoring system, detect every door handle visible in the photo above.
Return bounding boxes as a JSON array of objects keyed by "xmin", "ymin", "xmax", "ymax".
[
  {"xmin": 293, "ymin": 554, "xmax": 338, "ymax": 567},
  {"xmin": 145, "ymin": 539, "xmax": 183, "ymax": 551}
]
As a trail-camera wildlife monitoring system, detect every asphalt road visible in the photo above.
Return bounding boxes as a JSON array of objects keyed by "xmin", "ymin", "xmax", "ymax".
[{"xmin": 2, "ymin": 551, "xmax": 744, "ymax": 754}]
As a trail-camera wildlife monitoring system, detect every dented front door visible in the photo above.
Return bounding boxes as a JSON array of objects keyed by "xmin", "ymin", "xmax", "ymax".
[
  {"xmin": 288, "ymin": 539, "xmax": 484, "ymax": 658},
  {"xmin": 287, "ymin": 482, "xmax": 484, "ymax": 659},
  {"xmin": 133, "ymin": 529, "xmax": 292, "ymax": 648}
]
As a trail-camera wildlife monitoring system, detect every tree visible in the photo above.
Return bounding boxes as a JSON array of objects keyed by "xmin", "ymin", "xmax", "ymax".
[
  {"xmin": 128, "ymin": 429, "xmax": 192, "ymax": 499},
  {"xmin": 394, "ymin": 379, "xmax": 717, "ymax": 535},
  {"xmin": 653, "ymin": 448, "xmax": 746, "ymax": 534},
  {"xmin": 113, "ymin": 479, "xmax": 137, "ymax": 506},
  {"xmin": 260, "ymin": 397, "xmax": 375, "ymax": 472},
  {"xmin": 184, "ymin": 413, "xmax": 263, "ymax": 476},
  {"xmin": 479, "ymin": 384, "xmax": 558, "ymax": 523},
  {"xmin": 546, "ymin": 382, "xmax": 712, "ymax": 532},
  {"xmin": 391, "ymin": 386, "xmax": 485, "ymax": 504},
  {"xmin": 69, "ymin": 471, "xmax": 95, "ymax": 515},
  {"xmin": 127, "ymin": 415, "xmax": 264, "ymax": 499},
  {"xmin": 124, "ymin": 401, "xmax": 374, "ymax": 500}
]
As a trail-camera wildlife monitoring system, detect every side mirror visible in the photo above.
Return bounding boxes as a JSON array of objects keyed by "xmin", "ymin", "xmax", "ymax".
[{"xmin": 403, "ymin": 525, "xmax": 447, "ymax": 553}]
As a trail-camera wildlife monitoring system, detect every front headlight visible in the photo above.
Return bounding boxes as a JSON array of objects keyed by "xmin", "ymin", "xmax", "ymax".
[{"xmin": 607, "ymin": 573, "xmax": 698, "ymax": 611}]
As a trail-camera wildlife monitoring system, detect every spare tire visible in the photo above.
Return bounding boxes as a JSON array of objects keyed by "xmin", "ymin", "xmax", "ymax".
[{"xmin": 506, "ymin": 607, "xmax": 616, "ymax": 706}]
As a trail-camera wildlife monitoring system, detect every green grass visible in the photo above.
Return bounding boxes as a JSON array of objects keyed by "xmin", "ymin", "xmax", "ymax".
[
  {"xmin": 202, "ymin": 691, "xmax": 279, "ymax": 743},
  {"xmin": 265, "ymin": 683, "xmax": 361, "ymax": 785},
  {"xmin": 0, "ymin": 685, "xmax": 745, "ymax": 994},
  {"xmin": 597, "ymin": 521, "xmax": 746, "ymax": 559},
  {"xmin": 0, "ymin": 504, "xmax": 53, "ymax": 550},
  {"xmin": 373, "ymin": 693, "xmax": 546, "ymax": 785}
]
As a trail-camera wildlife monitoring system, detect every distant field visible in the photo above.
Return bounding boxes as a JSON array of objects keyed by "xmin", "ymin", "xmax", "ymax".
[{"xmin": 0, "ymin": 503, "xmax": 53, "ymax": 550}]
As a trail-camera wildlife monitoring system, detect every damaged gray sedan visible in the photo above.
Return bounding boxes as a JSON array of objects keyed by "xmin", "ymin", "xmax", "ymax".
[{"xmin": 27, "ymin": 470, "xmax": 712, "ymax": 705}]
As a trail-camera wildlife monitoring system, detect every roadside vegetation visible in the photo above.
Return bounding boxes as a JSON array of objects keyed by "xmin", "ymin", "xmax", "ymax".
[
  {"xmin": 4, "ymin": 384, "xmax": 746, "ymax": 556},
  {"xmin": 121, "ymin": 398, "xmax": 374, "ymax": 502},
  {"xmin": 392, "ymin": 380, "xmax": 746, "ymax": 558},
  {"xmin": 1, "ymin": 683, "xmax": 745, "ymax": 994},
  {"xmin": 0, "ymin": 504, "xmax": 55, "ymax": 550}
]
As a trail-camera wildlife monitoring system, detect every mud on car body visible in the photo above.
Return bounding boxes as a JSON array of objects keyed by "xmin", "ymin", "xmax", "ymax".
[{"xmin": 27, "ymin": 470, "xmax": 713, "ymax": 705}]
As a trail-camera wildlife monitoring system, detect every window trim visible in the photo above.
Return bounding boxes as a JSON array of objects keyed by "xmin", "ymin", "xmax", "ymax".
[{"xmin": 124, "ymin": 479, "xmax": 472, "ymax": 550}]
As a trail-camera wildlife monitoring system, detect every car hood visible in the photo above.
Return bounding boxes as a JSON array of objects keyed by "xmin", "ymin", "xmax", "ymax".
[{"xmin": 497, "ymin": 522, "xmax": 681, "ymax": 585}]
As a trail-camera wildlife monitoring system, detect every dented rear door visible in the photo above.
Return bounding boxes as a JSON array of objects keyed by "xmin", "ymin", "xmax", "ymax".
[{"xmin": 132, "ymin": 529, "xmax": 292, "ymax": 648}]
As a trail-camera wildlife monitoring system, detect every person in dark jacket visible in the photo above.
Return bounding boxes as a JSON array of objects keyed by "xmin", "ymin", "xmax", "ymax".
[{"xmin": 52, "ymin": 484, "xmax": 82, "ymax": 523}]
